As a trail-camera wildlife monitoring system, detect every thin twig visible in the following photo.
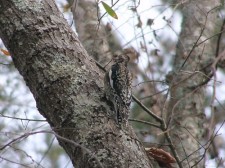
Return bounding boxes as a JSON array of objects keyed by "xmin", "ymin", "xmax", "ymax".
[
  {"xmin": 140, "ymin": 88, "xmax": 168, "ymax": 100},
  {"xmin": 177, "ymin": 134, "xmax": 191, "ymax": 168},
  {"xmin": 179, "ymin": 6, "xmax": 220, "ymax": 71},
  {"xmin": 133, "ymin": 80, "xmax": 167, "ymax": 87},
  {"xmin": 215, "ymin": 19, "xmax": 225, "ymax": 58},
  {"xmin": 0, "ymin": 130, "xmax": 104, "ymax": 168},
  {"xmin": 158, "ymin": 121, "xmax": 183, "ymax": 168},
  {"xmin": 132, "ymin": 95, "xmax": 162, "ymax": 123},
  {"xmin": 0, "ymin": 156, "xmax": 30, "ymax": 167},
  {"xmin": 179, "ymin": 24, "xmax": 206, "ymax": 71},
  {"xmin": 129, "ymin": 118, "xmax": 161, "ymax": 128},
  {"xmin": 0, "ymin": 114, "xmax": 46, "ymax": 122}
]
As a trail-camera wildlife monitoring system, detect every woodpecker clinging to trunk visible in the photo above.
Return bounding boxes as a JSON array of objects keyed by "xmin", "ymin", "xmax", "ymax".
[{"xmin": 104, "ymin": 54, "xmax": 132, "ymax": 126}]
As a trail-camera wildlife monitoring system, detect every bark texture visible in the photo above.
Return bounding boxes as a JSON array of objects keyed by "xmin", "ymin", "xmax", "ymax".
[
  {"xmin": 166, "ymin": 0, "xmax": 221, "ymax": 167},
  {"xmin": 0, "ymin": 0, "xmax": 151, "ymax": 167}
]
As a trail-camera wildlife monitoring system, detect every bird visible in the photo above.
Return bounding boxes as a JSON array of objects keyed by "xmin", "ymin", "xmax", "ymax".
[{"xmin": 104, "ymin": 54, "xmax": 132, "ymax": 126}]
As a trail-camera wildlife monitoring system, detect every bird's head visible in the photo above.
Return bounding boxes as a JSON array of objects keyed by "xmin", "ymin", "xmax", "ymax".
[{"xmin": 113, "ymin": 54, "xmax": 130, "ymax": 64}]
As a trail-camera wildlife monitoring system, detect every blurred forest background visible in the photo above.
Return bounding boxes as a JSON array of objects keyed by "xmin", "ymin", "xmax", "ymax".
[{"xmin": 1, "ymin": 0, "xmax": 225, "ymax": 167}]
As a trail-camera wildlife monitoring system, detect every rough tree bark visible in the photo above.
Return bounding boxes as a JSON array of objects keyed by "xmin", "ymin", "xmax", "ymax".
[{"xmin": 0, "ymin": 0, "xmax": 151, "ymax": 167}]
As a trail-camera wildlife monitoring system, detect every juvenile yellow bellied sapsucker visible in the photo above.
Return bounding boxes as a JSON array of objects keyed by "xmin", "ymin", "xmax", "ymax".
[{"xmin": 104, "ymin": 54, "xmax": 132, "ymax": 126}]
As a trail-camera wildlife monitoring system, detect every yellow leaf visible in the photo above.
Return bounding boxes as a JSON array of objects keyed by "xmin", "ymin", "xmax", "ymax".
[{"xmin": 101, "ymin": 2, "xmax": 118, "ymax": 19}]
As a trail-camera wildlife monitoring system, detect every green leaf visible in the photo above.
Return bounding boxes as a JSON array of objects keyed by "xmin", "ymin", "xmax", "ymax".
[{"xmin": 101, "ymin": 1, "xmax": 118, "ymax": 19}]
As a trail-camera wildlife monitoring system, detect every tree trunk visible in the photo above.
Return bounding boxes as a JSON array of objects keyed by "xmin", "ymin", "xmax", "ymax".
[
  {"xmin": 0, "ymin": 0, "xmax": 151, "ymax": 167},
  {"xmin": 166, "ymin": 0, "xmax": 221, "ymax": 167}
]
